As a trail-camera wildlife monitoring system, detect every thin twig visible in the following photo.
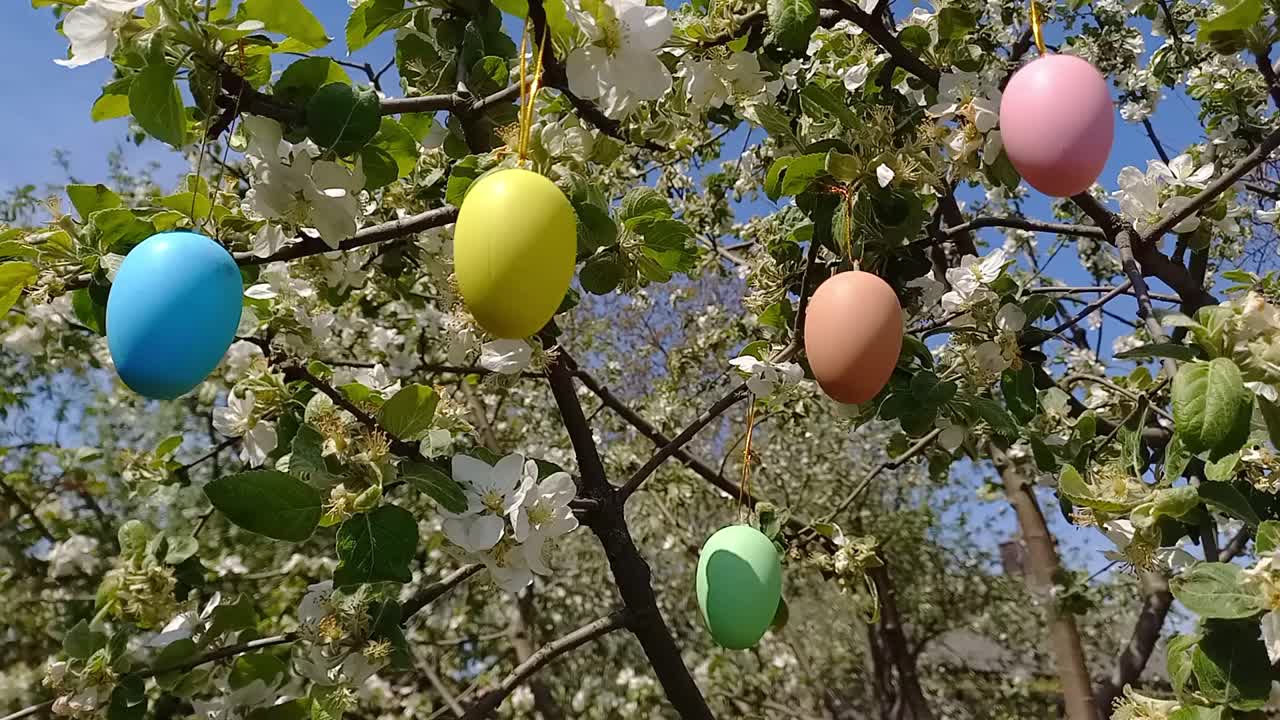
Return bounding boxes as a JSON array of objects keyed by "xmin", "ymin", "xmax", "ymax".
[
  {"xmin": 459, "ymin": 611, "xmax": 629, "ymax": 719},
  {"xmin": 943, "ymin": 217, "xmax": 1105, "ymax": 239}
]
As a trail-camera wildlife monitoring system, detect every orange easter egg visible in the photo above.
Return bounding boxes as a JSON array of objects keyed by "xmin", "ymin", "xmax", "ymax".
[{"xmin": 803, "ymin": 271, "xmax": 903, "ymax": 404}]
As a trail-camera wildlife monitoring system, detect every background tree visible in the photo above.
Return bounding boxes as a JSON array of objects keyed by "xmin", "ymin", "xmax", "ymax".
[{"xmin": 3, "ymin": 0, "xmax": 1280, "ymax": 718}]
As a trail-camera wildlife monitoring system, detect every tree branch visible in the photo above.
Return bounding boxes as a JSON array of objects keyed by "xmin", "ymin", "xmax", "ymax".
[
  {"xmin": 618, "ymin": 384, "xmax": 748, "ymax": 498},
  {"xmin": 459, "ymin": 611, "xmax": 629, "ymax": 719},
  {"xmin": 542, "ymin": 345, "xmax": 715, "ymax": 720},
  {"xmin": 0, "ymin": 476, "xmax": 54, "ymax": 543},
  {"xmin": 401, "ymin": 564, "xmax": 484, "ymax": 621},
  {"xmin": 819, "ymin": 0, "xmax": 940, "ymax": 86},
  {"xmin": 1143, "ymin": 125, "xmax": 1280, "ymax": 242},
  {"xmin": 236, "ymin": 206, "xmax": 460, "ymax": 266},
  {"xmin": 943, "ymin": 217, "xmax": 1105, "ymax": 239}
]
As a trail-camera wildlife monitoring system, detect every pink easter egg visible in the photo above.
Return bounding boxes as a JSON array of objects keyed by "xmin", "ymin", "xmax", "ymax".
[{"xmin": 999, "ymin": 54, "xmax": 1115, "ymax": 198}]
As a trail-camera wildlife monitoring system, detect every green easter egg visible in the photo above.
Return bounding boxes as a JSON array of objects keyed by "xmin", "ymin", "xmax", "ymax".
[
  {"xmin": 453, "ymin": 168, "xmax": 576, "ymax": 339},
  {"xmin": 696, "ymin": 524, "xmax": 783, "ymax": 649}
]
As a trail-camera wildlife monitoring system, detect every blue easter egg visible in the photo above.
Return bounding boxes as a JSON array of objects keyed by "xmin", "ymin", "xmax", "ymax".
[{"xmin": 106, "ymin": 231, "xmax": 243, "ymax": 399}]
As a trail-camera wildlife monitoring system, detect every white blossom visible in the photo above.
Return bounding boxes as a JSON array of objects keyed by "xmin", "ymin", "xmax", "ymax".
[
  {"xmin": 565, "ymin": 0, "xmax": 672, "ymax": 117},
  {"xmin": 54, "ymin": 0, "xmax": 150, "ymax": 68},
  {"xmin": 442, "ymin": 453, "xmax": 524, "ymax": 553},
  {"xmin": 43, "ymin": 534, "xmax": 99, "ymax": 578},
  {"xmin": 243, "ymin": 117, "xmax": 364, "ymax": 250},
  {"xmin": 479, "ymin": 339, "xmax": 533, "ymax": 376},
  {"xmin": 1114, "ymin": 164, "xmax": 1200, "ymax": 235},
  {"xmin": 876, "ymin": 163, "xmax": 895, "ymax": 188},
  {"xmin": 213, "ymin": 390, "xmax": 278, "ymax": 467},
  {"xmin": 728, "ymin": 355, "xmax": 803, "ymax": 397},
  {"xmin": 510, "ymin": 462, "xmax": 579, "ymax": 573},
  {"xmin": 1150, "ymin": 153, "xmax": 1213, "ymax": 189}
]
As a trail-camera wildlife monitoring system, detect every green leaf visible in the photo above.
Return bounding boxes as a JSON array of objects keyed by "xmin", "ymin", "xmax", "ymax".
[
  {"xmin": 289, "ymin": 425, "xmax": 335, "ymax": 485},
  {"xmin": 378, "ymin": 384, "xmax": 438, "ymax": 439},
  {"xmin": 1058, "ymin": 465, "xmax": 1091, "ymax": 504},
  {"xmin": 370, "ymin": 118, "xmax": 418, "ymax": 177},
  {"xmin": 400, "ymin": 462, "xmax": 467, "ymax": 513},
  {"xmin": 1173, "ymin": 359, "xmax": 1252, "ymax": 459},
  {"xmin": 779, "ymin": 154, "xmax": 829, "ymax": 196},
  {"xmin": 1204, "ymin": 452, "xmax": 1239, "ymax": 482},
  {"xmin": 936, "ymin": 7, "xmax": 976, "ymax": 42},
  {"xmin": 1259, "ymin": 520, "xmax": 1280, "ymax": 554},
  {"xmin": 243, "ymin": 0, "xmax": 331, "ymax": 49},
  {"xmin": 748, "ymin": 104, "xmax": 801, "ymax": 148},
  {"xmin": 1196, "ymin": 0, "xmax": 1262, "ymax": 48},
  {"xmin": 67, "ymin": 184, "xmax": 121, "ymax": 218},
  {"xmin": 764, "ymin": 157, "xmax": 792, "ymax": 201},
  {"xmin": 1114, "ymin": 342, "xmax": 1198, "ymax": 362},
  {"xmin": 164, "ymin": 535, "xmax": 198, "ymax": 564},
  {"xmin": 230, "ymin": 654, "xmax": 286, "ymax": 690},
  {"xmin": 305, "ymin": 83, "xmax": 381, "ymax": 155},
  {"xmin": 0, "ymin": 262, "xmax": 37, "ymax": 316},
  {"xmin": 1199, "ymin": 481, "xmax": 1261, "ymax": 528},
  {"xmin": 1000, "ymin": 365, "xmax": 1039, "ymax": 424},
  {"xmin": 64, "ymin": 620, "xmax": 105, "ymax": 659},
  {"xmin": 767, "ymin": 0, "xmax": 818, "ymax": 51},
  {"xmin": 800, "ymin": 85, "xmax": 858, "ymax": 128},
  {"xmin": 358, "ymin": 146, "xmax": 397, "ymax": 190},
  {"xmin": 107, "ymin": 677, "xmax": 147, "ymax": 720},
  {"xmin": 346, "ymin": 0, "xmax": 407, "ymax": 53},
  {"xmin": 1169, "ymin": 562, "xmax": 1266, "ymax": 619},
  {"xmin": 1167, "ymin": 633, "xmax": 1198, "ymax": 695},
  {"xmin": 619, "ymin": 187, "xmax": 671, "ymax": 222},
  {"xmin": 275, "ymin": 57, "xmax": 351, "ymax": 107},
  {"xmin": 968, "ymin": 396, "xmax": 1019, "ymax": 438},
  {"xmin": 580, "ymin": 253, "xmax": 625, "ymax": 295},
  {"xmin": 334, "ymin": 505, "xmax": 419, "ymax": 587},
  {"xmin": 468, "ymin": 55, "xmax": 509, "ymax": 96},
  {"xmin": 367, "ymin": 600, "xmax": 413, "ymax": 670},
  {"xmin": 204, "ymin": 470, "xmax": 323, "ymax": 542},
  {"xmin": 1164, "ymin": 431, "xmax": 1192, "ymax": 484},
  {"xmin": 71, "ymin": 288, "xmax": 106, "ymax": 335},
  {"xmin": 91, "ymin": 88, "xmax": 130, "ymax": 122},
  {"xmin": 1193, "ymin": 618, "xmax": 1273, "ymax": 710},
  {"xmin": 576, "ymin": 203, "xmax": 618, "ymax": 252},
  {"xmin": 207, "ymin": 595, "xmax": 257, "ymax": 639},
  {"xmin": 129, "ymin": 63, "xmax": 186, "ymax": 148},
  {"xmin": 1258, "ymin": 397, "xmax": 1280, "ymax": 451},
  {"xmin": 445, "ymin": 157, "xmax": 482, "ymax": 206}
]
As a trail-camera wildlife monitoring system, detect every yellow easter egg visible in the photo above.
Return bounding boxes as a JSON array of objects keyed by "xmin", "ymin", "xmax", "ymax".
[{"xmin": 453, "ymin": 168, "xmax": 577, "ymax": 339}]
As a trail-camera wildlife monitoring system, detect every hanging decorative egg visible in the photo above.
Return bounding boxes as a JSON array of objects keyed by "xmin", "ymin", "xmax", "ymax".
[
  {"xmin": 453, "ymin": 168, "xmax": 576, "ymax": 339},
  {"xmin": 999, "ymin": 53, "xmax": 1115, "ymax": 197},
  {"xmin": 106, "ymin": 231, "xmax": 243, "ymax": 399},
  {"xmin": 696, "ymin": 525, "xmax": 783, "ymax": 649},
  {"xmin": 803, "ymin": 271, "xmax": 903, "ymax": 405}
]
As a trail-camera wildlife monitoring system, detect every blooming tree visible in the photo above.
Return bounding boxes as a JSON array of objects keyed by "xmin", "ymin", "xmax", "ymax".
[{"xmin": 5, "ymin": 0, "xmax": 1280, "ymax": 718}]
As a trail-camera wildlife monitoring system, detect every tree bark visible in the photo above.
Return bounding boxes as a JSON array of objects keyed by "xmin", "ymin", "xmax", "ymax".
[
  {"xmin": 991, "ymin": 446, "xmax": 1098, "ymax": 720},
  {"xmin": 869, "ymin": 566, "xmax": 934, "ymax": 720},
  {"xmin": 509, "ymin": 593, "xmax": 566, "ymax": 720},
  {"xmin": 544, "ymin": 351, "xmax": 716, "ymax": 720}
]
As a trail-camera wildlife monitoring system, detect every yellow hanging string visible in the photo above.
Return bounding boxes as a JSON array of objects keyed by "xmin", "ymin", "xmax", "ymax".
[
  {"xmin": 1029, "ymin": 0, "xmax": 1047, "ymax": 55},
  {"xmin": 517, "ymin": 20, "xmax": 529, "ymax": 136},
  {"xmin": 738, "ymin": 397, "xmax": 757, "ymax": 522},
  {"xmin": 518, "ymin": 25, "xmax": 549, "ymax": 161}
]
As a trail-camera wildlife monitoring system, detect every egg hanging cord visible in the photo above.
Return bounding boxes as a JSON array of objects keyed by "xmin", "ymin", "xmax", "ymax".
[
  {"xmin": 738, "ymin": 397, "xmax": 757, "ymax": 522},
  {"xmin": 1029, "ymin": 0, "xmax": 1047, "ymax": 55},
  {"xmin": 516, "ymin": 21, "xmax": 548, "ymax": 162}
]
